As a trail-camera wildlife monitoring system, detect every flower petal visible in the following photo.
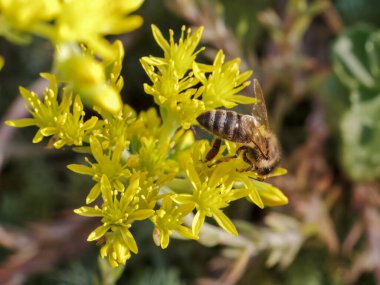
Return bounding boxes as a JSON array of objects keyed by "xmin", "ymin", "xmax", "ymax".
[
  {"xmin": 242, "ymin": 177, "xmax": 264, "ymax": 209},
  {"xmin": 172, "ymin": 194, "xmax": 194, "ymax": 205},
  {"xmin": 120, "ymin": 228, "xmax": 138, "ymax": 254},
  {"xmin": 86, "ymin": 183, "xmax": 101, "ymax": 204},
  {"xmin": 192, "ymin": 210, "xmax": 205, "ymax": 236},
  {"xmin": 213, "ymin": 209, "xmax": 238, "ymax": 236},
  {"xmin": 176, "ymin": 225, "xmax": 197, "ymax": 240},
  {"xmin": 186, "ymin": 162, "xmax": 201, "ymax": 190},
  {"xmin": 151, "ymin": 24, "xmax": 170, "ymax": 54},
  {"xmin": 83, "ymin": 116, "xmax": 98, "ymax": 130},
  {"xmin": 89, "ymin": 136, "xmax": 104, "ymax": 163},
  {"xmin": 74, "ymin": 206, "xmax": 102, "ymax": 217},
  {"xmin": 67, "ymin": 164, "xmax": 94, "ymax": 175},
  {"xmin": 160, "ymin": 229, "xmax": 170, "ymax": 249},
  {"xmin": 253, "ymin": 180, "xmax": 288, "ymax": 207},
  {"xmin": 87, "ymin": 225, "xmax": 110, "ymax": 241},
  {"xmin": 5, "ymin": 118, "xmax": 36, "ymax": 128},
  {"xmin": 129, "ymin": 209, "xmax": 155, "ymax": 221}
]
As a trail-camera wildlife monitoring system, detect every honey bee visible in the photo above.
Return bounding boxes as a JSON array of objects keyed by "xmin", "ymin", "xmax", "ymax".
[{"xmin": 196, "ymin": 79, "xmax": 281, "ymax": 175}]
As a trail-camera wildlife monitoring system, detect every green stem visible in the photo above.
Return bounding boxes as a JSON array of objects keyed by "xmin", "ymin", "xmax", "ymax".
[{"xmin": 96, "ymin": 256, "xmax": 125, "ymax": 285}]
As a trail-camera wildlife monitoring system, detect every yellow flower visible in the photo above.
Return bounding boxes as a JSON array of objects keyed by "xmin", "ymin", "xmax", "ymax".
[
  {"xmin": 74, "ymin": 175, "xmax": 154, "ymax": 267},
  {"xmin": 5, "ymin": 73, "xmax": 61, "ymax": 142},
  {"xmin": 126, "ymin": 108, "xmax": 162, "ymax": 143},
  {"xmin": 141, "ymin": 56, "xmax": 203, "ymax": 128},
  {"xmin": 54, "ymin": 0, "xmax": 144, "ymax": 60},
  {"xmin": 141, "ymin": 26, "xmax": 255, "ymax": 130},
  {"xmin": 150, "ymin": 24, "xmax": 204, "ymax": 78},
  {"xmin": 51, "ymin": 94, "xmax": 98, "ymax": 149},
  {"xmin": 105, "ymin": 40, "xmax": 125, "ymax": 93},
  {"xmin": 180, "ymin": 140, "xmax": 288, "ymax": 210},
  {"xmin": 99, "ymin": 231, "xmax": 132, "ymax": 267},
  {"xmin": 184, "ymin": 140, "xmax": 227, "ymax": 180},
  {"xmin": 219, "ymin": 161, "xmax": 288, "ymax": 208},
  {"xmin": 174, "ymin": 161, "xmax": 251, "ymax": 236},
  {"xmin": 151, "ymin": 195, "xmax": 196, "ymax": 249},
  {"xmin": 67, "ymin": 136, "xmax": 131, "ymax": 204},
  {"xmin": 95, "ymin": 104, "xmax": 136, "ymax": 150},
  {"xmin": 140, "ymin": 25, "xmax": 205, "ymax": 129},
  {"xmin": 5, "ymin": 73, "xmax": 98, "ymax": 147},
  {"xmin": 250, "ymin": 175, "xmax": 288, "ymax": 207},
  {"xmin": 127, "ymin": 137, "xmax": 179, "ymax": 186},
  {"xmin": 0, "ymin": 0, "xmax": 60, "ymax": 43},
  {"xmin": 55, "ymin": 43, "xmax": 123, "ymax": 114},
  {"xmin": 194, "ymin": 50, "xmax": 254, "ymax": 109}
]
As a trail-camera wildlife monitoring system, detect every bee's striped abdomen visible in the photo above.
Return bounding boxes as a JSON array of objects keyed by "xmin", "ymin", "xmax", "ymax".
[{"xmin": 197, "ymin": 110, "xmax": 244, "ymax": 142}]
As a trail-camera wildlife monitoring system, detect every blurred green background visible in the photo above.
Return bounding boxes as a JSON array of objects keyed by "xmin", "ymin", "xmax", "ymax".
[{"xmin": 1, "ymin": 0, "xmax": 380, "ymax": 284}]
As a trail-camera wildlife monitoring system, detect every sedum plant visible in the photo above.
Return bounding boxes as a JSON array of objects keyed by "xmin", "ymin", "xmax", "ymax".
[{"xmin": 3, "ymin": 0, "xmax": 287, "ymax": 267}]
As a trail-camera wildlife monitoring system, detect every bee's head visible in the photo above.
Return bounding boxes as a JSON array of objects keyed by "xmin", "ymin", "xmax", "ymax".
[{"xmin": 256, "ymin": 165, "xmax": 276, "ymax": 175}]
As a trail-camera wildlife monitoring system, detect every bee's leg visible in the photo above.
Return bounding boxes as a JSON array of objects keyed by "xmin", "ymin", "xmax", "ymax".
[
  {"xmin": 236, "ymin": 147, "xmax": 256, "ymax": 172},
  {"xmin": 216, "ymin": 146, "xmax": 250, "ymax": 164},
  {"xmin": 236, "ymin": 146, "xmax": 249, "ymax": 157},
  {"xmin": 237, "ymin": 148, "xmax": 264, "ymax": 180},
  {"xmin": 242, "ymin": 150, "xmax": 253, "ymax": 166},
  {"xmin": 205, "ymin": 138, "xmax": 222, "ymax": 161},
  {"xmin": 204, "ymin": 139, "xmax": 237, "ymax": 167}
]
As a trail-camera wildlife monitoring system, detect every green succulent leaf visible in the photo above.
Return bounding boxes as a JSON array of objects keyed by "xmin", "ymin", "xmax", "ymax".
[
  {"xmin": 332, "ymin": 24, "xmax": 380, "ymax": 181},
  {"xmin": 340, "ymin": 95, "xmax": 380, "ymax": 181}
]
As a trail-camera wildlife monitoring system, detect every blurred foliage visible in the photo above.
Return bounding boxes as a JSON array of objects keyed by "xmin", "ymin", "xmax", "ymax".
[
  {"xmin": 129, "ymin": 268, "xmax": 185, "ymax": 285},
  {"xmin": 220, "ymin": 0, "xmax": 272, "ymax": 50},
  {"xmin": 336, "ymin": 0, "xmax": 380, "ymax": 27},
  {"xmin": 0, "ymin": 37, "xmax": 52, "ymax": 114},
  {"xmin": 331, "ymin": 24, "xmax": 380, "ymax": 181},
  {"xmin": 1, "ymin": 156, "xmax": 63, "ymax": 224},
  {"xmin": 55, "ymin": 262, "xmax": 95, "ymax": 285}
]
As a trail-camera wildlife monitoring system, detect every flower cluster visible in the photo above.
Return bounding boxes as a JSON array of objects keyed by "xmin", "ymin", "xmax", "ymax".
[
  {"xmin": 0, "ymin": 0, "xmax": 143, "ymax": 114},
  {"xmin": 141, "ymin": 25, "xmax": 254, "ymax": 129},
  {"xmin": 5, "ymin": 6, "xmax": 288, "ymax": 267},
  {"xmin": 0, "ymin": 0, "xmax": 142, "ymax": 57},
  {"xmin": 6, "ymin": 73, "xmax": 98, "ymax": 148}
]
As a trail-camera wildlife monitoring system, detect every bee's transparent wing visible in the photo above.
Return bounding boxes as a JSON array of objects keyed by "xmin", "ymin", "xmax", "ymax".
[
  {"xmin": 252, "ymin": 79, "xmax": 270, "ymax": 130},
  {"xmin": 250, "ymin": 79, "xmax": 270, "ymax": 159}
]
